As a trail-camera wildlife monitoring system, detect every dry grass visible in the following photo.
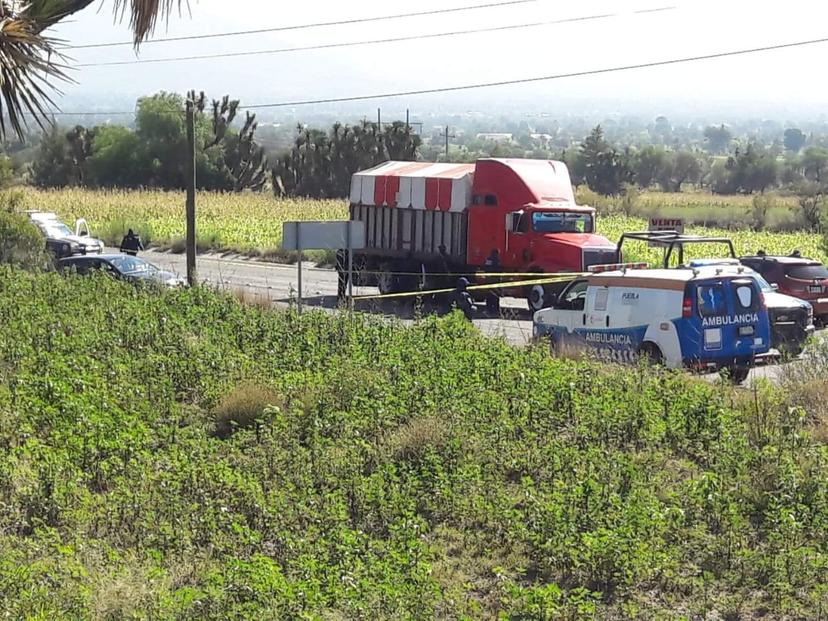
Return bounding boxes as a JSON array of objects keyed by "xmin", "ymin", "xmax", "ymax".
[
  {"xmin": 779, "ymin": 342, "xmax": 828, "ymax": 442},
  {"xmin": 213, "ymin": 382, "xmax": 284, "ymax": 438},
  {"xmin": 383, "ymin": 415, "xmax": 450, "ymax": 463},
  {"xmin": 231, "ymin": 287, "xmax": 274, "ymax": 309}
]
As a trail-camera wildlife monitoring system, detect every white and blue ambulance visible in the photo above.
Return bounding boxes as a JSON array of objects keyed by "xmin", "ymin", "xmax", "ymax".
[{"xmin": 533, "ymin": 265, "xmax": 772, "ymax": 382}]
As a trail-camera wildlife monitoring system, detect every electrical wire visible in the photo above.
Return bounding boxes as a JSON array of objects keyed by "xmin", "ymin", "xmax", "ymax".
[
  {"xmin": 77, "ymin": 7, "xmax": 675, "ymax": 67},
  {"xmin": 68, "ymin": 0, "xmax": 548, "ymax": 49},
  {"xmin": 41, "ymin": 35, "xmax": 828, "ymax": 116}
]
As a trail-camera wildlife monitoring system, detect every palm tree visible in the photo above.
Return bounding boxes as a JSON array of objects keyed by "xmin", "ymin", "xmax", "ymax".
[{"xmin": 0, "ymin": 0, "xmax": 179, "ymax": 138}]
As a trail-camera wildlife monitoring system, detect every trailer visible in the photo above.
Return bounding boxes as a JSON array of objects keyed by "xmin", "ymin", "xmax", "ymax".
[{"xmin": 345, "ymin": 158, "xmax": 619, "ymax": 311}]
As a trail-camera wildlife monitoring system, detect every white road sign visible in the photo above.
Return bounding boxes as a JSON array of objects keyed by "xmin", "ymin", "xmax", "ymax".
[{"xmin": 282, "ymin": 220, "xmax": 365, "ymax": 251}]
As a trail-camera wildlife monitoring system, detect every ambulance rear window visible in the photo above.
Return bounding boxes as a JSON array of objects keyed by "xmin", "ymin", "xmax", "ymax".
[
  {"xmin": 696, "ymin": 284, "xmax": 726, "ymax": 317},
  {"xmin": 732, "ymin": 278, "xmax": 759, "ymax": 311}
]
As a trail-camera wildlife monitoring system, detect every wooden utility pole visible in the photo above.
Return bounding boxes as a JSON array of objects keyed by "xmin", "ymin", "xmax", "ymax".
[
  {"xmin": 443, "ymin": 126, "xmax": 455, "ymax": 160},
  {"xmin": 185, "ymin": 99, "xmax": 197, "ymax": 286}
]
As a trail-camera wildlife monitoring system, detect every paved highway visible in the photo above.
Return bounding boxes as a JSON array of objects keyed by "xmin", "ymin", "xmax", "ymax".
[
  {"xmin": 142, "ymin": 250, "xmax": 790, "ymax": 385},
  {"xmin": 143, "ymin": 250, "xmax": 538, "ymax": 345}
]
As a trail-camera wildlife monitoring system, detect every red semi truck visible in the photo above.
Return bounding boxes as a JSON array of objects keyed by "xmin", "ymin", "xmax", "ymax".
[{"xmin": 347, "ymin": 158, "xmax": 618, "ymax": 311}]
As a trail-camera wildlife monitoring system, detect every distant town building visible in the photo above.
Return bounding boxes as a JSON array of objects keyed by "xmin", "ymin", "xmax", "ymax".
[{"xmin": 476, "ymin": 133, "xmax": 513, "ymax": 143}]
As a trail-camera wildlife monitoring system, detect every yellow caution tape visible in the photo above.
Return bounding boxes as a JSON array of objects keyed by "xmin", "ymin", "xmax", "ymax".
[{"xmin": 352, "ymin": 273, "xmax": 586, "ymax": 301}]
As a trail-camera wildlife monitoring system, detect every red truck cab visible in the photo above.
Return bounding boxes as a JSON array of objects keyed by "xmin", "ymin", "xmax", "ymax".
[{"xmin": 466, "ymin": 159, "xmax": 617, "ymax": 309}]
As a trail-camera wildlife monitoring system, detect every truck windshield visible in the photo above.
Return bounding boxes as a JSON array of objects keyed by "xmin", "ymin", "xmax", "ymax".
[{"xmin": 532, "ymin": 212, "xmax": 593, "ymax": 234}]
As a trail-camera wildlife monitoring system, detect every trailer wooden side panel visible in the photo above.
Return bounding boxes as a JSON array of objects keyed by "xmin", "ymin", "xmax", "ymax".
[{"xmin": 350, "ymin": 204, "xmax": 467, "ymax": 260}]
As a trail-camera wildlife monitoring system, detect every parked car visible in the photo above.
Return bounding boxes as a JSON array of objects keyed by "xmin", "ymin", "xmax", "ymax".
[
  {"xmin": 739, "ymin": 253, "xmax": 828, "ymax": 324},
  {"xmin": 27, "ymin": 210, "xmax": 104, "ymax": 259},
  {"xmin": 533, "ymin": 265, "xmax": 771, "ymax": 383},
  {"xmin": 686, "ymin": 260, "xmax": 814, "ymax": 356},
  {"xmin": 57, "ymin": 254, "xmax": 186, "ymax": 288}
]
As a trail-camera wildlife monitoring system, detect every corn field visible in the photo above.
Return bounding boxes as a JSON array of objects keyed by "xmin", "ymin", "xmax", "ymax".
[{"xmin": 22, "ymin": 187, "xmax": 826, "ymax": 263}]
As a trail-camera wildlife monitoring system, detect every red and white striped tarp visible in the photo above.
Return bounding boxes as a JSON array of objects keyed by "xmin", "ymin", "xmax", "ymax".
[{"xmin": 349, "ymin": 161, "xmax": 475, "ymax": 212}]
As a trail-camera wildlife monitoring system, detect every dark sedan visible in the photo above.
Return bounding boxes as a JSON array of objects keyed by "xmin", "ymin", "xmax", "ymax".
[{"xmin": 57, "ymin": 254, "xmax": 186, "ymax": 288}]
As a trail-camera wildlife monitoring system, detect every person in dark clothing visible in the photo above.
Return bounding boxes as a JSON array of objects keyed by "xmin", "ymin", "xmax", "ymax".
[
  {"xmin": 335, "ymin": 249, "xmax": 349, "ymax": 300},
  {"xmin": 483, "ymin": 248, "xmax": 501, "ymax": 314},
  {"xmin": 119, "ymin": 229, "xmax": 144, "ymax": 256},
  {"xmin": 452, "ymin": 277, "xmax": 475, "ymax": 320}
]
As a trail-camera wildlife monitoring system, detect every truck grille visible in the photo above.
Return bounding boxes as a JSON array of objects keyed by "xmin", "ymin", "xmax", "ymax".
[
  {"xmin": 770, "ymin": 306, "xmax": 808, "ymax": 327},
  {"xmin": 583, "ymin": 247, "xmax": 619, "ymax": 270}
]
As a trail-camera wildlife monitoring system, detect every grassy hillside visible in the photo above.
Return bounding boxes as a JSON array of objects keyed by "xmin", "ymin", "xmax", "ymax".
[
  {"xmin": 19, "ymin": 187, "xmax": 826, "ymax": 264},
  {"xmin": 1, "ymin": 268, "xmax": 827, "ymax": 619}
]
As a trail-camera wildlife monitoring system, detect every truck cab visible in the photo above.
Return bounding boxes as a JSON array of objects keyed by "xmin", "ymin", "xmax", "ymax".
[{"xmin": 466, "ymin": 159, "xmax": 617, "ymax": 310}]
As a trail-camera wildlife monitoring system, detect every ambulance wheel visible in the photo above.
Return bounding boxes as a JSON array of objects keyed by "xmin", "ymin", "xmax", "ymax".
[
  {"xmin": 638, "ymin": 342, "xmax": 664, "ymax": 366},
  {"xmin": 727, "ymin": 365, "xmax": 750, "ymax": 385},
  {"xmin": 527, "ymin": 284, "xmax": 549, "ymax": 313}
]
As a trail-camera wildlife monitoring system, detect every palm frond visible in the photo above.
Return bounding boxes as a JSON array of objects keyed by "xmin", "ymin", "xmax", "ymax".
[
  {"xmin": 0, "ymin": 10, "xmax": 69, "ymax": 139},
  {"xmin": 111, "ymin": 0, "xmax": 186, "ymax": 45}
]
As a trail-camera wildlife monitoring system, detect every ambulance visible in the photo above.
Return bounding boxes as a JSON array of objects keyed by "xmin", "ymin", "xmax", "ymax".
[{"xmin": 532, "ymin": 265, "xmax": 772, "ymax": 383}]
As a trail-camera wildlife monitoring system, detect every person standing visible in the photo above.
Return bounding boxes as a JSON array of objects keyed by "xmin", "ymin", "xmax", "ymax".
[
  {"xmin": 335, "ymin": 249, "xmax": 349, "ymax": 300},
  {"xmin": 452, "ymin": 277, "xmax": 475, "ymax": 321},
  {"xmin": 119, "ymin": 229, "xmax": 144, "ymax": 256},
  {"xmin": 483, "ymin": 248, "xmax": 501, "ymax": 314}
]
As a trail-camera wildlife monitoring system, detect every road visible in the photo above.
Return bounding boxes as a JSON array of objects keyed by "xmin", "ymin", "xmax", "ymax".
[
  {"xmin": 142, "ymin": 250, "xmax": 791, "ymax": 386},
  {"xmin": 143, "ymin": 250, "xmax": 538, "ymax": 345}
]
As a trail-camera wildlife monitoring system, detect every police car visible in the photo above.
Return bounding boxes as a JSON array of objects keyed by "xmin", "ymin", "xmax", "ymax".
[{"xmin": 533, "ymin": 264, "xmax": 772, "ymax": 383}]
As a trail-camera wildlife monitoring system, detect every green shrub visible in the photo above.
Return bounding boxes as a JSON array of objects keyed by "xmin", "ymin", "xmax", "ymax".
[
  {"xmin": 213, "ymin": 381, "xmax": 283, "ymax": 437},
  {"xmin": 0, "ymin": 210, "xmax": 47, "ymax": 269}
]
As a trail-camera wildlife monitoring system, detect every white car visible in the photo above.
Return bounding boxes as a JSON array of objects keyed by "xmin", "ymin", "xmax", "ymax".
[{"xmin": 27, "ymin": 211, "xmax": 104, "ymax": 258}]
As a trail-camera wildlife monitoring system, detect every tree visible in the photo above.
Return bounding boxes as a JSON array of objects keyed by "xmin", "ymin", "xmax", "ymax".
[
  {"xmin": 579, "ymin": 126, "xmax": 632, "ymax": 196},
  {"xmin": 713, "ymin": 144, "xmax": 778, "ymax": 194},
  {"xmin": 272, "ymin": 120, "xmax": 420, "ymax": 198},
  {"xmin": 192, "ymin": 91, "xmax": 269, "ymax": 192},
  {"xmin": 134, "ymin": 92, "xmax": 189, "ymax": 189},
  {"xmin": 703, "ymin": 125, "xmax": 732, "ymax": 154},
  {"xmin": 632, "ymin": 146, "xmax": 667, "ymax": 188},
  {"xmin": 797, "ymin": 181, "xmax": 825, "ymax": 232},
  {"xmin": 657, "ymin": 150, "xmax": 703, "ymax": 192},
  {"xmin": 31, "ymin": 125, "xmax": 73, "ymax": 187},
  {"xmin": 0, "ymin": 0, "xmax": 184, "ymax": 139},
  {"xmin": 801, "ymin": 146, "xmax": 828, "ymax": 183},
  {"xmin": 87, "ymin": 125, "xmax": 141, "ymax": 188},
  {"xmin": 65, "ymin": 125, "xmax": 96, "ymax": 185},
  {"xmin": 784, "ymin": 128, "xmax": 806, "ymax": 153}
]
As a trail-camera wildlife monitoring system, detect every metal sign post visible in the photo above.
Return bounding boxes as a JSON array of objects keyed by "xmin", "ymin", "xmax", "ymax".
[
  {"xmin": 282, "ymin": 220, "xmax": 366, "ymax": 311},
  {"xmin": 296, "ymin": 222, "xmax": 302, "ymax": 312}
]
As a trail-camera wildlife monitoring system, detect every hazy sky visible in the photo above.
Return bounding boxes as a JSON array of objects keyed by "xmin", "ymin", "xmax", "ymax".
[{"xmin": 48, "ymin": 0, "xmax": 828, "ymax": 116}]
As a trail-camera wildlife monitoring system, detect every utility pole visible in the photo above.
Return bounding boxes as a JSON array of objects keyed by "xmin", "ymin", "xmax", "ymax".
[
  {"xmin": 377, "ymin": 107, "xmax": 381, "ymax": 129},
  {"xmin": 443, "ymin": 126, "xmax": 455, "ymax": 160},
  {"xmin": 185, "ymin": 99, "xmax": 197, "ymax": 286}
]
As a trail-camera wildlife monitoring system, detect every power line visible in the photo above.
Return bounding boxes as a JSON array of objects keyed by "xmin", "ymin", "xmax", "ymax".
[
  {"xmin": 39, "ymin": 35, "xmax": 828, "ymax": 116},
  {"xmin": 242, "ymin": 36, "xmax": 828, "ymax": 108},
  {"xmin": 68, "ymin": 0, "xmax": 546, "ymax": 49},
  {"xmin": 77, "ymin": 7, "xmax": 675, "ymax": 67}
]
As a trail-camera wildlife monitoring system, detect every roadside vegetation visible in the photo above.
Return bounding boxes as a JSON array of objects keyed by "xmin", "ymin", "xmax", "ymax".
[{"xmin": 1, "ymin": 267, "xmax": 827, "ymax": 619}]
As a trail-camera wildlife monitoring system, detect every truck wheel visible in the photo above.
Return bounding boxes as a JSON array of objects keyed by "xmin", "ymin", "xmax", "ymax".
[
  {"xmin": 637, "ymin": 342, "xmax": 664, "ymax": 366},
  {"xmin": 724, "ymin": 365, "xmax": 750, "ymax": 385},
  {"xmin": 527, "ymin": 284, "xmax": 549, "ymax": 313},
  {"xmin": 377, "ymin": 268, "xmax": 396, "ymax": 295}
]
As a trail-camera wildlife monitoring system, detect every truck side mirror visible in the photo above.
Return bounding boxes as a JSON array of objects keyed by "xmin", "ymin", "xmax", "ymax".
[
  {"xmin": 771, "ymin": 283, "xmax": 779, "ymax": 291},
  {"xmin": 547, "ymin": 294, "xmax": 558, "ymax": 307}
]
